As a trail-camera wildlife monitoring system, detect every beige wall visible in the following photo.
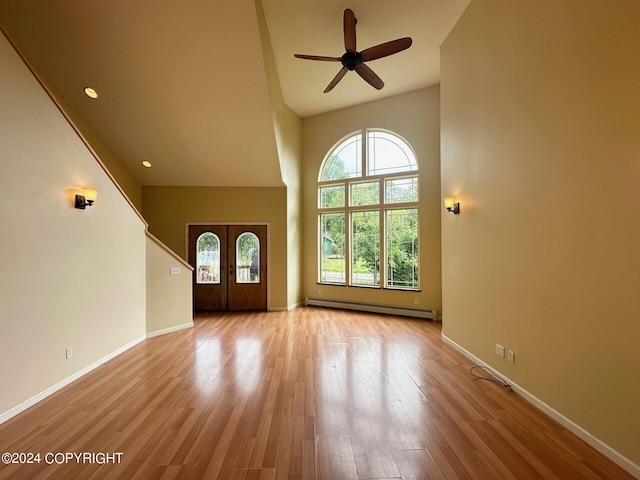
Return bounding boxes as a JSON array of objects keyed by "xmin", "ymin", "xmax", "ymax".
[
  {"xmin": 255, "ymin": 0, "xmax": 303, "ymax": 308},
  {"xmin": 57, "ymin": 97, "xmax": 143, "ymax": 210},
  {"xmin": 301, "ymin": 87, "xmax": 442, "ymax": 313},
  {"xmin": 0, "ymin": 32, "xmax": 147, "ymax": 416},
  {"xmin": 441, "ymin": 0, "xmax": 640, "ymax": 469},
  {"xmin": 11, "ymin": 63, "xmax": 143, "ymax": 210},
  {"xmin": 282, "ymin": 106, "xmax": 303, "ymax": 307},
  {"xmin": 142, "ymin": 186, "xmax": 289, "ymax": 309},
  {"xmin": 146, "ymin": 234, "xmax": 193, "ymax": 335}
]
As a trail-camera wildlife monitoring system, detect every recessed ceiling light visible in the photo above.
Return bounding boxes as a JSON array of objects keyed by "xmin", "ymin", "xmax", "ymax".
[
  {"xmin": 84, "ymin": 87, "xmax": 98, "ymax": 99},
  {"xmin": 142, "ymin": 160, "xmax": 152, "ymax": 168}
]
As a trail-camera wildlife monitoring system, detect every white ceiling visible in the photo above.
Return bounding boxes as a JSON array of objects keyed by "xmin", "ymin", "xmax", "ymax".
[{"xmin": 0, "ymin": 0, "xmax": 469, "ymax": 187}]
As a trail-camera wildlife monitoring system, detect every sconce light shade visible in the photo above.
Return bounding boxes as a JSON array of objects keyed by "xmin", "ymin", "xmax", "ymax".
[
  {"xmin": 443, "ymin": 197, "xmax": 460, "ymax": 214},
  {"xmin": 83, "ymin": 188, "xmax": 98, "ymax": 203},
  {"xmin": 75, "ymin": 187, "xmax": 99, "ymax": 209}
]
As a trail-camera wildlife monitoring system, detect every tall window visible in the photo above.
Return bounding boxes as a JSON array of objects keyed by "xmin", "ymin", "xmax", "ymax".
[{"xmin": 318, "ymin": 129, "xmax": 419, "ymax": 290}]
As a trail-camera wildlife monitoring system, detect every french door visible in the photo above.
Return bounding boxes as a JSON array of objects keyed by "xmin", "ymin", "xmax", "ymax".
[{"xmin": 188, "ymin": 224, "xmax": 267, "ymax": 311}]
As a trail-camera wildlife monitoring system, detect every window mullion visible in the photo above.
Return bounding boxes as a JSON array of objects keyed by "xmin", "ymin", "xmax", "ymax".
[
  {"xmin": 380, "ymin": 179, "xmax": 386, "ymax": 288},
  {"xmin": 319, "ymin": 129, "xmax": 419, "ymax": 290},
  {"xmin": 361, "ymin": 129, "xmax": 367, "ymax": 178}
]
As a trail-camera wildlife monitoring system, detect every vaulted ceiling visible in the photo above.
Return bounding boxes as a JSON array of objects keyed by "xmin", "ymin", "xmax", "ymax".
[{"xmin": 0, "ymin": 0, "xmax": 469, "ymax": 187}]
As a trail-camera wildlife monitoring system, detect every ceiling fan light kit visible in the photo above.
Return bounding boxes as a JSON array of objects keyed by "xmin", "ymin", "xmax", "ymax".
[{"xmin": 294, "ymin": 8, "xmax": 412, "ymax": 93}]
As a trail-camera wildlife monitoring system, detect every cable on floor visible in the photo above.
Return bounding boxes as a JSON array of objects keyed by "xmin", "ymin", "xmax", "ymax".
[{"xmin": 469, "ymin": 365, "xmax": 512, "ymax": 390}]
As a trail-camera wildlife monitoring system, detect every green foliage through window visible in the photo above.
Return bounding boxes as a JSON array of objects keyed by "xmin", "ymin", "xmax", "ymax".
[
  {"xmin": 196, "ymin": 232, "xmax": 220, "ymax": 284},
  {"xmin": 351, "ymin": 211, "xmax": 380, "ymax": 286},
  {"xmin": 319, "ymin": 185, "xmax": 345, "ymax": 208},
  {"xmin": 318, "ymin": 129, "xmax": 420, "ymax": 290},
  {"xmin": 385, "ymin": 177, "xmax": 418, "ymax": 204},
  {"xmin": 236, "ymin": 232, "xmax": 260, "ymax": 283},
  {"xmin": 386, "ymin": 209, "xmax": 418, "ymax": 288},
  {"xmin": 350, "ymin": 182, "xmax": 379, "ymax": 206},
  {"xmin": 320, "ymin": 213, "xmax": 345, "ymax": 283}
]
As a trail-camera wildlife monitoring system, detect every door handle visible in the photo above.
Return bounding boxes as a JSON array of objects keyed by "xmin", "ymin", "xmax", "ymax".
[{"xmin": 229, "ymin": 265, "xmax": 234, "ymax": 275}]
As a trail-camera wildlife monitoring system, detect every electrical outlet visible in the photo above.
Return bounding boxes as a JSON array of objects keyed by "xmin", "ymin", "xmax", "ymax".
[
  {"xmin": 66, "ymin": 347, "xmax": 73, "ymax": 359},
  {"xmin": 414, "ymin": 298, "xmax": 419, "ymax": 305},
  {"xmin": 170, "ymin": 267, "xmax": 180, "ymax": 275},
  {"xmin": 495, "ymin": 344, "xmax": 505, "ymax": 357},
  {"xmin": 508, "ymin": 350, "xmax": 515, "ymax": 363},
  {"xmin": 318, "ymin": 289, "xmax": 322, "ymax": 296}
]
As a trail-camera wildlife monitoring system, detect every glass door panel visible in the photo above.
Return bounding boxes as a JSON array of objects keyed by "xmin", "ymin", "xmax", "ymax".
[{"xmin": 235, "ymin": 232, "xmax": 260, "ymax": 283}]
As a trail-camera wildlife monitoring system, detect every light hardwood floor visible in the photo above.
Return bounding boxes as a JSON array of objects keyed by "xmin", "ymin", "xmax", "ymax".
[{"xmin": 0, "ymin": 308, "xmax": 634, "ymax": 479}]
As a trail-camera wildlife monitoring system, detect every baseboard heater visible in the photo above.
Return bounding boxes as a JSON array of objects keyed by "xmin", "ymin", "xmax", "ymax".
[{"xmin": 305, "ymin": 297, "xmax": 437, "ymax": 320}]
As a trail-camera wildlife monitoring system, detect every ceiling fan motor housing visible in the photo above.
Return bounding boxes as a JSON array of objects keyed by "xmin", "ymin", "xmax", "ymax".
[{"xmin": 341, "ymin": 51, "xmax": 363, "ymax": 70}]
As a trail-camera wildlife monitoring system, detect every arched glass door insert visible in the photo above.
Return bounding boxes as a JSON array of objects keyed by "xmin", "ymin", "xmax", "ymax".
[
  {"xmin": 236, "ymin": 232, "xmax": 260, "ymax": 283},
  {"xmin": 196, "ymin": 232, "xmax": 220, "ymax": 284}
]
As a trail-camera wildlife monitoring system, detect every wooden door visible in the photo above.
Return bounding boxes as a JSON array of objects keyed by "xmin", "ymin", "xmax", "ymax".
[
  {"xmin": 189, "ymin": 225, "xmax": 267, "ymax": 312},
  {"xmin": 228, "ymin": 225, "xmax": 267, "ymax": 311},
  {"xmin": 189, "ymin": 225, "xmax": 228, "ymax": 311}
]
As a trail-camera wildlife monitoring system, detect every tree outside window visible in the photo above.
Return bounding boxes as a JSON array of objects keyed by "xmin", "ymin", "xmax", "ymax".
[{"xmin": 318, "ymin": 129, "xmax": 419, "ymax": 290}]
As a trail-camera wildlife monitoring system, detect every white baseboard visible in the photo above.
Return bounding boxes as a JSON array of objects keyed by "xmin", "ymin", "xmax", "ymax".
[
  {"xmin": 441, "ymin": 334, "xmax": 640, "ymax": 479},
  {"xmin": 146, "ymin": 322, "xmax": 193, "ymax": 338},
  {"xmin": 0, "ymin": 335, "xmax": 146, "ymax": 425}
]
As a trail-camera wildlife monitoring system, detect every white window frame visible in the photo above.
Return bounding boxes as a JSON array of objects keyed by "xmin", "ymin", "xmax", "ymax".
[{"xmin": 317, "ymin": 129, "xmax": 419, "ymax": 290}]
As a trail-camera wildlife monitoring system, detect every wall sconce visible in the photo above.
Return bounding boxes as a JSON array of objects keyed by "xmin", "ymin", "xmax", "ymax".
[
  {"xmin": 443, "ymin": 197, "xmax": 460, "ymax": 214},
  {"xmin": 75, "ymin": 188, "xmax": 99, "ymax": 209}
]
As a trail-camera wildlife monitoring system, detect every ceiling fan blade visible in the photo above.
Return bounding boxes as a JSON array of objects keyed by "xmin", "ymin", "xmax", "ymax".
[
  {"xmin": 343, "ymin": 8, "xmax": 356, "ymax": 53},
  {"xmin": 361, "ymin": 37, "xmax": 413, "ymax": 62},
  {"xmin": 294, "ymin": 54, "xmax": 341, "ymax": 62},
  {"xmin": 355, "ymin": 63, "xmax": 384, "ymax": 90},
  {"xmin": 324, "ymin": 67, "xmax": 348, "ymax": 93}
]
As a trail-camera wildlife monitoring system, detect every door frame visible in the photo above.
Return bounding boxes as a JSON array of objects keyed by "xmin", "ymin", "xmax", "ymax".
[{"xmin": 186, "ymin": 222, "xmax": 270, "ymax": 311}]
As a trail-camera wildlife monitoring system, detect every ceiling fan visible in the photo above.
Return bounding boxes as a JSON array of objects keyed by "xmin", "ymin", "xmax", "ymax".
[{"xmin": 294, "ymin": 8, "xmax": 412, "ymax": 93}]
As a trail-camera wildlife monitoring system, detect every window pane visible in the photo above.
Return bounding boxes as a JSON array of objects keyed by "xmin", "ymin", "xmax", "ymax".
[
  {"xmin": 386, "ymin": 209, "xmax": 418, "ymax": 289},
  {"xmin": 320, "ymin": 213, "xmax": 345, "ymax": 284},
  {"xmin": 236, "ymin": 232, "xmax": 260, "ymax": 283},
  {"xmin": 350, "ymin": 181, "xmax": 379, "ymax": 206},
  {"xmin": 197, "ymin": 233, "xmax": 220, "ymax": 284},
  {"xmin": 367, "ymin": 130, "xmax": 417, "ymax": 176},
  {"xmin": 319, "ymin": 134, "xmax": 362, "ymax": 181},
  {"xmin": 385, "ymin": 177, "xmax": 418, "ymax": 204},
  {"xmin": 351, "ymin": 211, "xmax": 380, "ymax": 286},
  {"xmin": 319, "ymin": 185, "xmax": 345, "ymax": 208}
]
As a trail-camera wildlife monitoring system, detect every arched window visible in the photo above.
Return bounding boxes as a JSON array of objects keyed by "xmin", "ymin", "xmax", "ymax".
[
  {"xmin": 318, "ymin": 129, "xmax": 419, "ymax": 289},
  {"xmin": 236, "ymin": 232, "xmax": 260, "ymax": 283},
  {"xmin": 196, "ymin": 232, "xmax": 220, "ymax": 284}
]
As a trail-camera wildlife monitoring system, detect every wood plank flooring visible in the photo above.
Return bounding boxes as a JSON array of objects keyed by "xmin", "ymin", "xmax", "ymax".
[{"xmin": 0, "ymin": 307, "xmax": 634, "ymax": 479}]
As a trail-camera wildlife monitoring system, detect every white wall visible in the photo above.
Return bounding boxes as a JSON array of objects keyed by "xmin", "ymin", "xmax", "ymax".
[{"xmin": 0, "ymin": 31, "xmax": 146, "ymax": 417}]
